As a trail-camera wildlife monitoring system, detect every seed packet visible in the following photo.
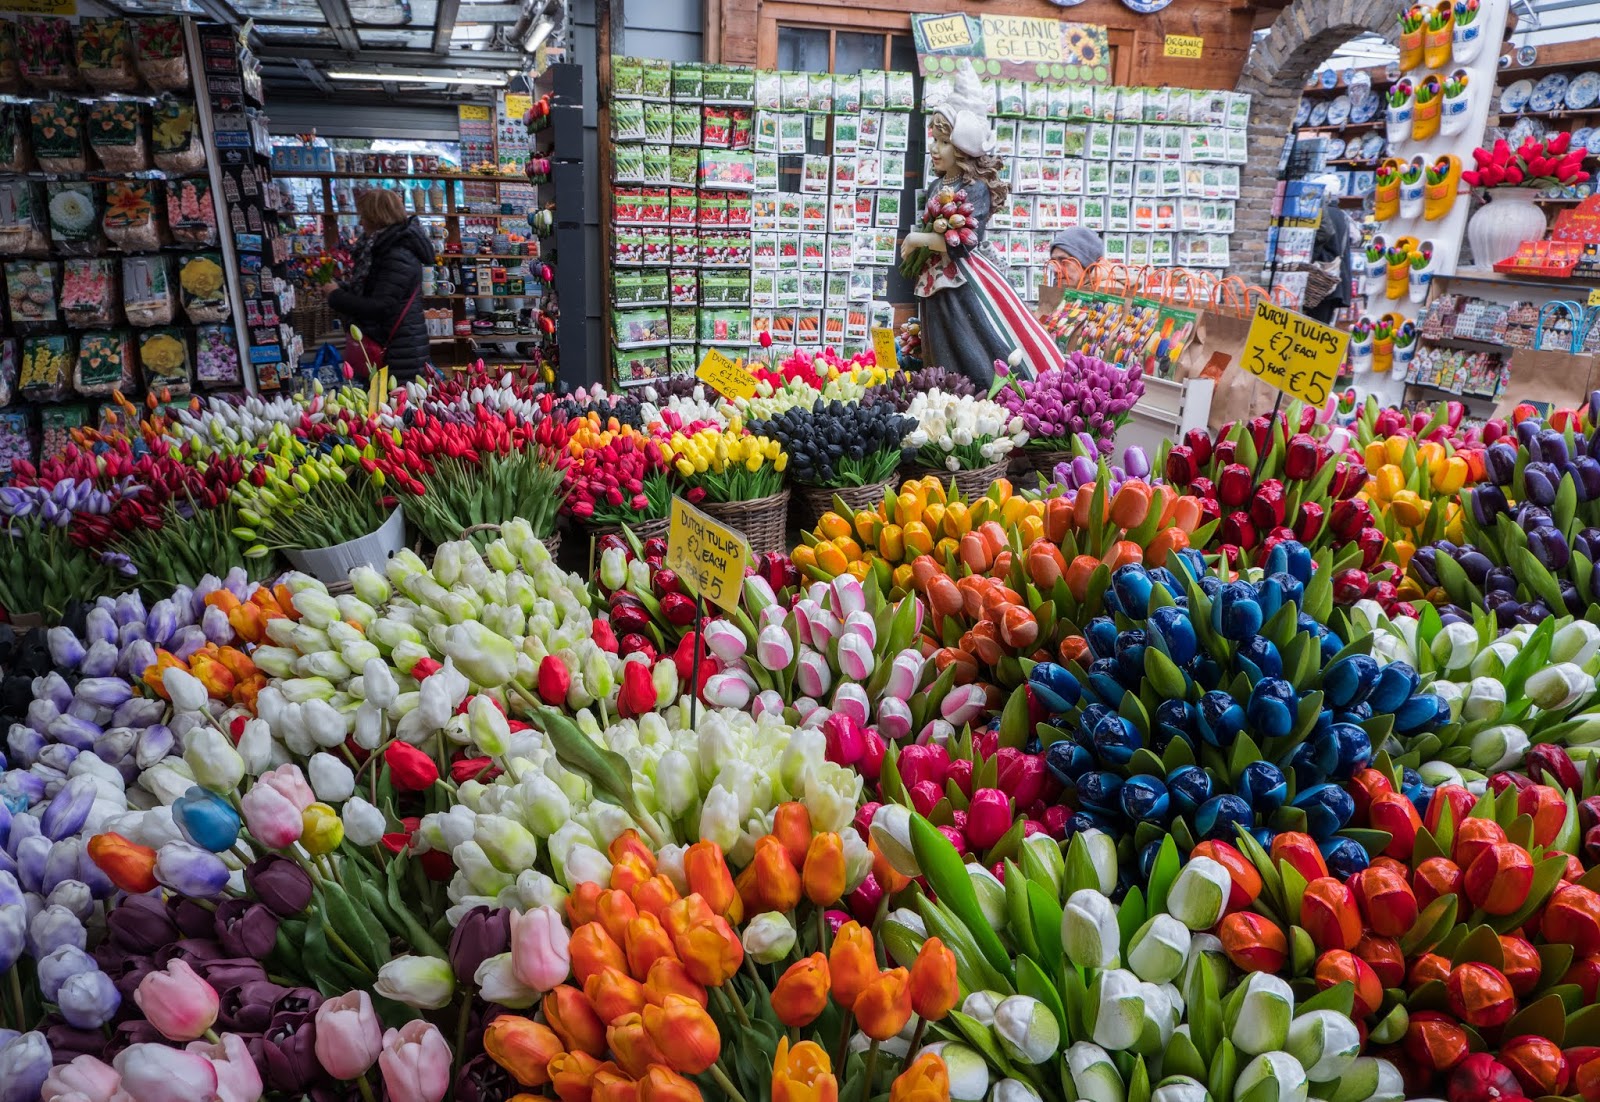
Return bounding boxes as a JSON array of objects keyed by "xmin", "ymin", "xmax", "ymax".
[
  {"xmin": 61, "ymin": 258, "xmax": 118, "ymax": 327},
  {"xmin": 881, "ymin": 112, "xmax": 909, "ymax": 151},
  {"xmin": 668, "ymin": 147, "xmax": 698, "ymax": 186},
  {"xmin": 886, "ymin": 71, "xmax": 915, "ymax": 111},
  {"xmin": 138, "ymin": 328, "xmax": 191, "ymax": 394},
  {"xmin": 123, "ymin": 255, "xmax": 175, "ymax": 326},
  {"xmin": 31, "ymin": 99, "xmax": 85, "ymax": 172},
  {"xmin": 640, "ymin": 59, "xmax": 671, "ymax": 100},
  {"xmin": 671, "ymin": 62, "xmax": 702, "ymax": 103},
  {"xmin": 167, "ymin": 178, "xmax": 217, "ymax": 246},
  {"xmin": 671, "ymin": 103, "xmax": 700, "ymax": 146},
  {"xmin": 0, "ymin": 340, "xmax": 15, "ymax": 407},
  {"xmin": 834, "ymin": 73, "xmax": 860, "ymax": 114},
  {"xmin": 0, "ymin": 22, "xmax": 18, "ymax": 95},
  {"xmin": 0, "ymin": 181, "xmax": 48, "ymax": 257},
  {"xmin": 45, "ymin": 182, "xmax": 103, "ymax": 255},
  {"xmin": 611, "ymin": 100, "xmax": 644, "ymax": 142},
  {"xmin": 612, "ymin": 56, "xmax": 644, "ymax": 98},
  {"xmin": 6, "ymin": 259, "xmax": 57, "ymax": 323},
  {"xmin": 0, "ymin": 104, "xmax": 32, "ymax": 174},
  {"xmin": 780, "ymin": 72, "xmax": 808, "ymax": 112},
  {"xmin": 21, "ymin": 333, "xmax": 73, "ymax": 401},
  {"xmin": 78, "ymin": 19, "xmax": 137, "ymax": 92},
  {"xmin": 133, "ymin": 18, "xmax": 190, "ymax": 92},
  {"xmin": 195, "ymin": 323, "xmax": 241, "ymax": 385},
  {"xmin": 88, "ymin": 100, "xmax": 149, "ymax": 172},
  {"xmin": 178, "ymin": 253, "xmax": 228, "ymax": 323},
  {"xmin": 74, "ymin": 330, "xmax": 134, "ymax": 395},
  {"xmin": 104, "ymin": 180, "xmax": 164, "ymax": 251},
  {"xmin": 152, "ymin": 98, "xmax": 204, "ymax": 174},
  {"xmin": 729, "ymin": 108, "xmax": 752, "ymax": 151},
  {"xmin": 19, "ymin": 18, "xmax": 78, "ymax": 90}
]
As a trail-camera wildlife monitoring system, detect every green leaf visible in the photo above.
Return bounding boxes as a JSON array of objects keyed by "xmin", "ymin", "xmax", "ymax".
[
  {"xmin": 1450, "ymin": 924, "xmax": 1506, "ymax": 969},
  {"xmin": 1296, "ymin": 981, "xmax": 1355, "ymax": 1018},
  {"xmin": 999, "ymin": 685, "xmax": 1031, "ymax": 750},
  {"xmin": 1063, "ymin": 968, "xmax": 1090, "ymax": 1046},
  {"xmin": 1146, "ymin": 836, "xmax": 1181, "ymax": 918},
  {"xmin": 1118, "ymin": 887, "xmax": 1148, "ymax": 957},
  {"xmin": 1163, "ymin": 1031, "xmax": 1208, "ymax": 1081},
  {"xmin": 1504, "ymin": 993, "xmax": 1567, "ymax": 1046},
  {"xmin": 1129, "ymin": 1056, "xmax": 1152, "ymax": 1102},
  {"xmin": 1064, "ymin": 832, "xmax": 1103, "ymax": 897},
  {"xmin": 1018, "ymin": 954, "xmax": 1069, "ymax": 1040},
  {"xmin": 910, "ymin": 812, "xmax": 1015, "ymax": 983},
  {"xmin": 1028, "ymin": 881, "xmax": 1065, "ymax": 980},
  {"xmin": 1005, "ymin": 859, "xmax": 1041, "ymax": 960},
  {"xmin": 527, "ymin": 702, "xmax": 652, "ymax": 831},
  {"xmin": 1187, "ymin": 947, "xmax": 1222, "ymax": 1057},
  {"xmin": 1208, "ymin": 1040, "xmax": 1238, "ymax": 1102},
  {"xmin": 948, "ymin": 1009, "xmax": 1017, "ymax": 1077},
  {"xmin": 1400, "ymin": 895, "xmax": 1458, "ymax": 960}
]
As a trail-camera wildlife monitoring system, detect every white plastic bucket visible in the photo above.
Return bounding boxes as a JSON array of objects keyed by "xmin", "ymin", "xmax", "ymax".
[{"xmin": 285, "ymin": 508, "xmax": 406, "ymax": 583}]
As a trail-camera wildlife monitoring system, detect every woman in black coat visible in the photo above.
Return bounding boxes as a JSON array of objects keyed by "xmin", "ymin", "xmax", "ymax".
[{"xmin": 328, "ymin": 188, "xmax": 434, "ymax": 377}]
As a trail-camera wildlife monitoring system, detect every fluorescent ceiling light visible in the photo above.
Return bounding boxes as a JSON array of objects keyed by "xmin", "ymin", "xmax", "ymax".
[
  {"xmin": 325, "ymin": 69, "xmax": 508, "ymax": 84},
  {"xmin": 523, "ymin": 17, "xmax": 554, "ymax": 51}
]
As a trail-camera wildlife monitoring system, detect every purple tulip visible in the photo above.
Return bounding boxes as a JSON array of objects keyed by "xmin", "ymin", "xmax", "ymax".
[
  {"xmin": 47, "ymin": 714, "xmax": 101, "ymax": 752},
  {"xmin": 134, "ymin": 724, "xmax": 175, "ymax": 770},
  {"xmin": 0, "ymin": 1031, "xmax": 51, "ymax": 1102},
  {"xmin": 29, "ymin": 904, "xmax": 86, "ymax": 956},
  {"xmin": 15, "ymin": 834, "xmax": 49, "ymax": 892},
  {"xmin": 220, "ymin": 980, "xmax": 290, "ymax": 1033},
  {"xmin": 9, "ymin": 725, "xmax": 44, "ymax": 767},
  {"xmin": 245, "ymin": 856, "xmax": 313, "ymax": 917},
  {"xmin": 112, "ymin": 696, "xmax": 164, "ymax": 729},
  {"xmin": 77, "ymin": 845, "xmax": 114, "ymax": 899},
  {"xmin": 146, "ymin": 600, "xmax": 179, "ymax": 647},
  {"xmin": 254, "ymin": 1014, "xmax": 321, "ymax": 1093},
  {"xmin": 1124, "ymin": 445, "xmax": 1151, "ymax": 479},
  {"xmin": 118, "ymin": 620, "xmax": 148, "ymax": 648},
  {"xmin": 75, "ymin": 677, "xmax": 134, "ymax": 710},
  {"xmin": 1538, "ymin": 429, "xmax": 1570, "ymax": 467},
  {"xmin": 86, "ymin": 606, "xmax": 117, "ymax": 646},
  {"xmin": 154, "ymin": 841, "xmax": 231, "ymax": 898},
  {"xmin": 38, "ymin": 672, "xmax": 73, "ymax": 712},
  {"xmin": 1529, "ymin": 526, "xmax": 1572, "ymax": 571},
  {"xmin": 39, "ymin": 776, "xmax": 97, "ymax": 841},
  {"xmin": 43, "ymin": 839, "xmax": 85, "ymax": 895},
  {"xmin": 107, "ymin": 895, "xmax": 178, "ymax": 954},
  {"xmin": 215, "ymin": 900, "xmax": 279, "ymax": 958},
  {"xmin": 37, "ymin": 945, "xmax": 97, "ymax": 1002},
  {"xmin": 114, "ymin": 592, "xmax": 144, "ymax": 627},
  {"xmin": 201, "ymin": 605, "xmax": 232, "ymax": 646},
  {"xmin": 169, "ymin": 626, "xmax": 207, "ymax": 661},
  {"xmin": 0, "ymin": 905, "xmax": 23, "ymax": 972}
]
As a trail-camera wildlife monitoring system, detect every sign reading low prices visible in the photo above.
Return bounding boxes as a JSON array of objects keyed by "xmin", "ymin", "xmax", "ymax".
[
  {"xmin": 665, "ymin": 498, "xmax": 749, "ymax": 613},
  {"xmin": 1240, "ymin": 301, "xmax": 1348, "ymax": 408}
]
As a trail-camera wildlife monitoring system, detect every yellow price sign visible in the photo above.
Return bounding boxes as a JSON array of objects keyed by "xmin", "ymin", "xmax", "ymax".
[
  {"xmin": 458, "ymin": 104, "xmax": 492, "ymax": 123},
  {"xmin": 695, "ymin": 348, "xmax": 758, "ymax": 400},
  {"xmin": 1163, "ymin": 34, "xmax": 1204, "ymax": 59},
  {"xmin": 872, "ymin": 327, "xmax": 898, "ymax": 370},
  {"xmin": 1588, "ymin": 288, "xmax": 1600, "ymax": 307},
  {"xmin": 666, "ymin": 498, "xmax": 749, "ymax": 613},
  {"xmin": 1240, "ymin": 301, "xmax": 1348, "ymax": 408}
]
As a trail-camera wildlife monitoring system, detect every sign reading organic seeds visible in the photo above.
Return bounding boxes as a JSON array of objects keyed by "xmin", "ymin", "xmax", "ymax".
[
  {"xmin": 911, "ymin": 12, "xmax": 1110, "ymax": 83},
  {"xmin": 1164, "ymin": 34, "xmax": 1204, "ymax": 58},
  {"xmin": 1240, "ymin": 301, "xmax": 1347, "ymax": 407},
  {"xmin": 0, "ymin": 0, "xmax": 76, "ymax": 13},
  {"xmin": 871, "ymin": 327, "xmax": 899, "ymax": 370},
  {"xmin": 666, "ymin": 498, "xmax": 749, "ymax": 612},
  {"xmin": 695, "ymin": 348, "xmax": 758, "ymax": 400}
]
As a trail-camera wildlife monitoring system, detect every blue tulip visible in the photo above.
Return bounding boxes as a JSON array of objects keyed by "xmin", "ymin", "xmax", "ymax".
[
  {"xmin": 35, "ymin": 945, "xmax": 95, "ymax": 1003},
  {"xmin": 1189, "ymin": 657, "xmax": 1223, "ymax": 691},
  {"xmin": 1246, "ymin": 678, "xmax": 1297, "ymax": 740},
  {"xmin": 1155, "ymin": 699, "xmax": 1199, "ymax": 748},
  {"xmin": 1091, "ymin": 713, "xmax": 1142, "ymax": 766},
  {"xmin": 1236, "ymin": 636, "xmax": 1283, "ymax": 679},
  {"xmin": 1114, "ymin": 630, "xmax": 1149, "ymax": 684},
  {"xmin": 1046, "ymin": 739, "xmax": 1094, "ymax": 785},
  {"xmin": 1293, "ymin": 783, "xmax": 1355, "ymax": 839},
  {"xmin": 1148, "ymin": 567, "xmax": 1182, "ymax": 593},
  {"xmin": 1266, "ymin": 571, "xmax": 1304, "ymax": 612},
  {"xmin": 1394, "ymin": 693, "xmax": 1451, "ymax": 734},
  {"xmin": 1086, "ymin": 617, "xmax": 1119, "ymax": 660},
  {"xmin": 1199, "ymin": 575, "xmax": 1223, "ymax": 599},
  {"xmin": 1167, "ymin": 765, "xmax": 1214, "ymax": 814},
  {"xmin": 1113, "ymin": 564, "xmax": 1154, "ymax": 620},
  {"xmin": 1319, "ymin": 836, "xmax": 1370, "ymax": 878},
  {"xmin": 1319, "ymin": 632, "xmax": 1345, "ymax": 664},
  {"xmin": 1086, "ymin": 660, "xmax": 1125, "ymax": 705},
  {"xmin": 1323, "ymin": 653, "xmax": 1379, "ymax": 708},
  {"xmin": 1367, "ymin": 663, "xmax": 1419, "ymax": 715},
  {"xmin": 1076, "ymin": 771, "xmax": 1124, "ymax": 814},
  {"xmin": 1198, "ymin": 690, "xmax": 1244, "ymax": 747},
  {"xmin": 1330, "ymin": 723, "xmax": 1373, "ymax": 780},
  {"xmin": 1149, "ymin": 605, "xmax": 1197, "ymax": 665},
  {"xmin": 1070, "ymin": 810, "xmax": 1110, "ymax": 836},
  {"xmin": 174, "ymin": 786, "xmax": 242, "ymax": 853},
  {"xmin": 1194, "ymin": 794, "xmax": 1252, "ymax": 840},
  {"xmin": 56, "ymin": 967, "xmax": 121, "ymax": 1029},
  {"xmin": 1120, "ymin": 775, "xmax": 1170, "ymax": 822},
  {"xmin": 1212, "ymin": 581, "xmax": 1263, "ymax": 641},
  {"xmin": 1138, "ymin": 840, "xmax": 1164, "ymax": 883},
  {"xmin": 1172, "ymin": 548, "xmax": 1207, "ymax": 584},
  {"xmin": 1237, "ymin": 761, "xmax": 1288, "ymax": 812},
  {"xmin": 1029, "ymin": 663, "xmax": 1082, "ymax": 713}
]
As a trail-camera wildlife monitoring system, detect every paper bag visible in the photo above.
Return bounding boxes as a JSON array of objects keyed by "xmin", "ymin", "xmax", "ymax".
[{"xmin": 1495, "ymin": 349, "xmax": 1597, "ymax": 420}]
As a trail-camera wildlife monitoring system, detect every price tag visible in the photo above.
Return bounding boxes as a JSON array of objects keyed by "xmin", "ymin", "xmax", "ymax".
[
  {"xmin": 872, "ymin": 327, "xmax": 899, "ymax": 369},
  {"xmin": 1163, "ymin": 34, "xmax": 1204, "ymax": 59},
  {"xmin": 666, "ymin": 497, "xmax": 749, "ymax": 613},
  {"xmin": 1587, "ymin": 288, "xmax": 1600, "ymax": 307},
  {"xmin": 695, "ymin": 348, "xmax": 758, "ymax": 400},
  {"xmin": 1240, "ymin": 301, "xmax": 1348, "ymax": 407}
]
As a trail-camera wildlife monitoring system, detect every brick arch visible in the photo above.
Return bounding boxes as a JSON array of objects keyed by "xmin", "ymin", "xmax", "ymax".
[{"xmin": 1228, "ymin": 0, "xmax": 1398, "ymax": 280}]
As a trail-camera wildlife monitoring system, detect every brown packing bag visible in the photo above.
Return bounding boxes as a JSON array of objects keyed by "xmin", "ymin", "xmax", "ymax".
[
  {"xmin": 1495, "ymin": 348, "xmax": 1597, "ymax": 421},
  {"xmin": 1177, "ymin": 277, "xmax": 1279, "ymax": 432}
]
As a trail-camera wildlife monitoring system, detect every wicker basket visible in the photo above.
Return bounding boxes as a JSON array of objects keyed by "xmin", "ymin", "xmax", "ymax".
[
  {"xmin": 584, "ymin": 515, "xmax": 671, "ymax": 543},
  {"xmin": 1008, "ymin": 447, "xmax": 1074, "ymax": 483},
  {"xmin": 901, "ymin": 459, "xmax": 1013, "ymax": 500},
  {"xmin": 699, "ymin": 489, "xmax": 791, "ymax": 555},
  {"xmin": 289, "ymin": 301, "xmax": 337, "ymax": 344},
  {"xmin": 794, "ymin": 478, "xmax": 894, "ymax": 531}
]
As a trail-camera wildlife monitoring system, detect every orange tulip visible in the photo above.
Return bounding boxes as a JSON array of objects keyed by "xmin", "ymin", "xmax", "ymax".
[
  {"xmin": 609, "ymin": 830, "xmax": 658, "ymax": 874},
  {"xmin": 86, "ymin": 832, "xmax": 158, "ymax": 894},
  {"xmin": 855, "ymin": 968, "xmax": 913, "ymax": 1041},
  {"xmin": 630, "ymin": 875, "xmax": 680, "ymax": 921},
  {"xmin": 571, "ymin": 925, "xmax": 628, "ymax": 986},
  {"xmin": 545, "ymin": 985, "xmax": 608, "ymax": 1057},
  {"xmin": 568, "ymin": 883, "xmax": 603, "ymax": 927},
  {"xmin": 585, "ymin": 967, "xmax": 647, "ymax": 1025},
  {"xmin": 547, "ymin": 1052, "xmax": 604, "ymax": 1102},
  {"xmin": 643, "ymin": 958, "xmax": 706, "ymax": 1008},
  {"xmin": 909, "ymin": 938, "xmax": 958, "ymax": 1021},
  {"xmin": 802, "ymin": 833, "xmax": 847, "ymax": 906},
  {"xmin": 595, "ymin": 890, "xmax": 640, "ymax": 945},
  {"xmin": 772, "ymin": 1038, "xmax": 838, "ymax": 1102},
  {"xmin": 773, "ymin": 803, "xmax": 813, "ymax": 869},
  {"xmin": 672, "ymin": 913, "xmax": 743, "ymax": 987},
  {"xmin": 607, "ymin": 1012, "xmax": 668, "ymax": 1078},
  {"xmin": 638, "ymin": 1066, "xmax": 702, "ymax": 1102},
  {"xmin": 1065, "ymin": 554, "xmax": 1100, "ymax": 602},
  {"xmin": 611, "ymin": 853, "xmax": 653, "ymax": 895},
  {"xmin": 829, "ymin": 922, "xmax": 877, "ymax": 1011},
  {"xmin": 1109, "ymin": 481, "xmax": 1152, "ymax": 528},
  {"xmin": 772, "ymin": 953, "xmax": 831, "ymax": 1027},
  {"xmin": 625, "ymin": 913, "xmax": 679, "ymax": 978},
  {"xmin": 891, "ymin": 1052, "xmax": 950, "ymax": 1102},
  {"xmin": 737, "ymin": 837, "xmax": 802, "ymax": 915},
  {"xmin": 484, "ymin": 1016, "xmax": 565, "ymax": 1087},
  {"xmin": 1103, "ymin": 540, "xmax": 1144, "ymax": 569},
  {"xmin": 641, "ymin": 994, "xmax": 720, "ymax": 1075},
  {"xmin": 683, "ymin": 843, "xmax": 741, "ymax": 923},
  {"xmin": 592, "ymin": 1064, "xmax": 640, "ymax": 1102}
]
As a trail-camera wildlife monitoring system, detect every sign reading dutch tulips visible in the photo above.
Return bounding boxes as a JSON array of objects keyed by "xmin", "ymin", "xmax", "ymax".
[{"xmin": 666, "ymin": 496, "xmax": 750, "ymax": 612}]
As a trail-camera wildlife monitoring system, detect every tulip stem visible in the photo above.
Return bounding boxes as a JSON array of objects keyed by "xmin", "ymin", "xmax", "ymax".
[
  {"xmin": 716, "ymin": 984, "xmax": 751, "ymax": 1029},
  {"xmin": 355, "ymin": 1075, "xmax": 379, "ymax": 1102},
  {"xmin": 323, "ymin": 922, "xmax": 374, "ymax": 974},
  {"xmin": 6, "ymin": 967, "xmax": 22, "ymax": 1031},
  {"xmin": 863, "ymin": 1040, "xmax": 881, "ymax": 1092},
  {"xmin": 905, "ymin": 1018, "xmax": 927, "ymax": 1063},
  {"xmin": 204, "ymin": 1028, "xmax": 221, "ymax": 1044},
  {"xmin": 834, "ymin": 1009, "xmax": 854, "ymax": 1071},
  {"xmin": 707, "ymin": 1062, "xmax": 749, "ymax": 1102},
  {"xmin": 451, "ymin": 993, "xmax": 473, "ymax": 1084}
]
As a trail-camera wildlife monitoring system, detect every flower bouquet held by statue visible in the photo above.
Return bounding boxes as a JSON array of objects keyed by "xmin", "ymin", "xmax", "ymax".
[{"xmin": 899, "ymin": 186, "xmax": 978, "ymax": 283}]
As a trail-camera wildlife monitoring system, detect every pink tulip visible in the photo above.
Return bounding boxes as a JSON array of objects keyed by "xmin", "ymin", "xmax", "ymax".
[
  {"xmin": 379, "ymin": 1021, "xmax": 452, "ymax": 1102},
  {"xmin": 509, "ymin": 905, "xmax": 571, "ymax": 991},
  {"xmin": 842, "ymin": 610, "xmax": 877, "ymax": 648},
  {"xmin": 42, "ymin": 1055, "xmax": 129, "ymax": 1102},
  {"xmin": 133, "ymin": 960, "xmax": 219, "ymax": 1042},
  {"xmin": 877, "ymin": 698, "xmax": 913, "ymax": 742},
  {"xmin": 186, "ymin": 1033, "xmax": 261, "ymax": 1102},
  {"xmin": 808, "ymin": 608, "xmax": 841, "ymax": 653},
  {"xmin": 312, "ymin": 991, "xmax": 383, "ymax": 1080},
  {"xmin": 756, "ymin": 624, "xmax": 796, "ymax": 671},
  {"xmin": 831, "ymin": 682, "xmax": 871, "ymax": 726},
  {"xmin": 793, "ymin": 599, "xmax": 821, "ymax": 648},
  {"xmin": 837, "ymin": 633, "xmax": 876, "ymax": 681},
  {"xmin": 829, "ymin": 576, "xmax": 865, "ymax": 618},
  {"xmin": 751, "ymin": 689, "xmax": 786, "ymax": 720},
  {"xmin": 795, "ymin": 648, "xmax": 832, "ymax": 698},
  {"xmin": 241, "ymin": 782, "xmax": 304, "ymax": 849},
  {"xmin": 257, "ymin": 763, "xmax": 316, "ymax": 810},
  {"xmin": 941, "ymin": 683, "xmax": 989, "ymax": 728},
  {"xmin": 112, "ymin": 1045, "xmax": 218, "ymax": 1102},
  {"xmin": 702, "ymin": 670, "xmax": 752, "ymax": 710},
  {"xmin": 883, "ymin": 652, "xmax": 925, "ymax": 701},
  {"xmin": 822, "ymin": 713, "xmax": 867, "ymax": 767},
  {"xmin": 701, "ymin": 620, "xmax": 747, "ymax": 664},
  {"xmin": 967, "ymin": 788, "xmax": 1014, "ymax": 850}
]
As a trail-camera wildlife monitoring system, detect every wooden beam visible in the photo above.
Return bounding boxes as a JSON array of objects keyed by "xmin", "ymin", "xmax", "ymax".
[
  {"xmin": 314, "ymin": 0, "xmax": 362, "ymax": 53},
  {"xmin": 433, "ymin": 0, "xmax": 461, "ymax": 53},
  {"xmin": 294, "ymin": 56, "xmax": 333, "ymax": 92}
]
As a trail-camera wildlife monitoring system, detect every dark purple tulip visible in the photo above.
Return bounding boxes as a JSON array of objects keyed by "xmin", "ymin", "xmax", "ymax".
[
  {"xmin": 1486, "ymin": 442, "xmax": 1518, "ymax": 485},
  {"xmin": 45, "ymin": 1023, "xmax": 110, "ymax": 1061},
  {"xmin": 1486, "ymin": 591, "xmax": 1521, "ymax": 629},
  {"xmin": 254, "ymin": 1015, "xmax": 323, "ymax": 1094},
  {"xmin": 1538, "ymin": 429, "xmax": 1570, "ymax": 467},
  {"xmin": 454, "ymin": 1052, "xmax": 515, "ymax": 1102},
  {"xmin": 167, "ymin": 898, "xmax": 217, "ymax": 940},
  {"xmin": 245, "ymin": 856, "xmax": 313, "ymax": 917},
  {"xmin": 272, "ymin": 986, "xmax": 324, "ymax": 1019},
  {"xmin": 1574, "ymin": 457, "xmax": 1600, "ymax": 502},
  {"xmin": 1458, "ymin": 549, "xmax": 1493, "ymax": 585},
  {"xmin": 448, "ymin": 905, "xmax": 511, "ymax": 984},
  {"xmin": 190, "ymin": 957, "xmax": 267, "ymax": 994},
  {"xmin": 215, "ymin": 900, "xmax": 279, "ymax": 959},
  {"xmin": 219, "ymin": 980, "xmax": 289, "ymax": 1032},
  {"xmin": 1485, "ymin": 566, "xmax": 1517, "ymax": 595},
  {"xmin": 1410, "ymin": 547, "xmax": 1440, "ymax": 588},
  {"xmin": 1577, "ymin": 527, "xmax": 1600, "ymax": 564},
  {"xmin": 107, "ymin": 1018, "xmax": 167, "ymax": 1061},
  {"xmin": 109, "ymin": 895, "xmax": 179, "ymax": 954},
  {"xmin": 1471, "ymin": 485, "xmax": 1509, "ymax": 526},
  {"xmin": 1561, "ymin": 579, "xmax": 1584, "ymax": 615},
  {"xmin": 1524, "ymin": 461, "xmax": 1559, "ymax": 506},
  {"xmin": 1516, "ymin": 419, "xmax": 1540, "ymax": 448},
  {"xmin": 153, "ymin": 937, "xmax": 226, "ymax": 970}
]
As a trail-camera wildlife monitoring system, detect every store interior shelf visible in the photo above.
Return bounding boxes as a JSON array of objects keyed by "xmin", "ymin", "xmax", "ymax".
[
  {"xmin": 1439, "ymin": 268, "xmax": 1589, "ymax": 291},
  {"xmin": 275, "ymin": 170, "xmax": 530, "ymax": 183}
]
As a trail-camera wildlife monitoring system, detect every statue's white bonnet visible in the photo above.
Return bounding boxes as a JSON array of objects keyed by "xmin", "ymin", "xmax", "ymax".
[{"xmin": 925, "ymin": 60, "xmax": 995, "ymax": 158}]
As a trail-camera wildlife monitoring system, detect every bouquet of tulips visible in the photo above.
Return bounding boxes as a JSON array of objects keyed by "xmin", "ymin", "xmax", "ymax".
[
  {"xmin": 1463, "ymin": 134, "xmax": 1591, "ymax": 189},
  {"xmin": 901, "ymin": 185, "xmax": 977, "ymax": 279},
  {"xmin": 230, "ymin": 445, "xmax": 391, "ymax": 559},
  {"xmin": 563, "ymin": 420, "xmax": 677, "ymax": 525},
  {"xmin": 0, "ymin": 480, "xmax": 139, "ymax": 619},
  {"xmin": 994, "ymin": 353, "xmax": 1144, "ymax": 459},
  {"xmin": 904, "ymin": 391, "xmax": 1028, "ymax": 473},
  {"xmin": 666, "ymin": 422, "xmax": 789, "ymax": 503},
  {"xmin": 752, "ymin": 400, "xmax": 914, "ymax": 488}
]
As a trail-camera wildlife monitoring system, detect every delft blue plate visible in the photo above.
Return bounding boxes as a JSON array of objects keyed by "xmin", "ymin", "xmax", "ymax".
[
  {"xmin": 1571, "ymin": 126, "xmax": 1594, "ymax": 152},
  {"xmin": 1295, "ymin": 97, "xmax": 1312, "ymax": 127},
  {"xmin": 1361, "ymin": 132, "xmax": 1386, "ymax": 160},
  {"xmin": 1120, "ymin": 0, "xmax": 1174, "ymax": 12},
  {"xmin": 1325, "ymin": 136, "xmax": 1347, "ymax": 160},
  {"xmin": 1328, "ymin": 95, "xmax": 1352, "ymax": 126},
  {"xmin": 1567, "ymin": 71, "xmax": 1600, "ymax": 110},
  {"xmin": 1530, "ymin": 73, "xmax": 1570, "ymax": 113},
  {"xmin": 1350, "ymin": 87, "xmax": 1381, "ymax": 124},
  {"xmin": 1501, "ymin": 78, "xmax": 1534, "ymax": 113},
  {"xmin": 1309, "ymin": 100, "xmax": 1329, "ymax": 127}
]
